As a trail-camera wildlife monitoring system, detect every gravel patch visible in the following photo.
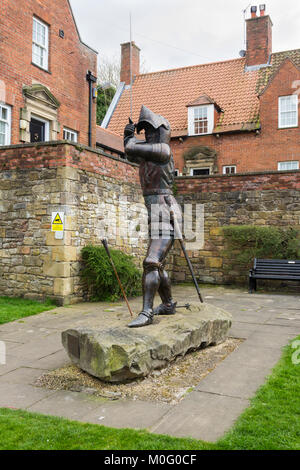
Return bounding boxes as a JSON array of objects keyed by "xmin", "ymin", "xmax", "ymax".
[{"xmin": 35, "ymin": 338, "xmax": 242, "ymax": 404}]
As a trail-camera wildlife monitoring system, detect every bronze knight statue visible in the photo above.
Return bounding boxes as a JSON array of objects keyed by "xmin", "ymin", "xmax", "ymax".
[{"xmin": 124, "ymin": 105, "xmax": 182, "ymax": 328}]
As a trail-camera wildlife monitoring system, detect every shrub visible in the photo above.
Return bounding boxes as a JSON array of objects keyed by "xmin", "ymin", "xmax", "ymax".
[
  {"xmin": 81, "ymin": 245, "xmax": 142, "ymax": 302},
  {"xmin": 223, "ymin": 225, "xmax": 300, "ymax": 269}
]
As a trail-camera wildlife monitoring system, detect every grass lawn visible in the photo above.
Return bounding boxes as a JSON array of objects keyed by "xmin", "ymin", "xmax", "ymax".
[
  {"xmin": 0, "ymin": 297, "xmax": 57, "ymax": 325},
  {"xmin": 0, "ymin": 336, "xmax": 299, "ymax": 450}
]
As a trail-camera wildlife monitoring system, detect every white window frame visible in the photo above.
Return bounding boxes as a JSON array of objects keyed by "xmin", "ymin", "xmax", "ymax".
[
  {"xmin": 32, "ymin": 17, "xmax": 49, "ymax": 71},
  {"xmin": 223, "ymin": 165, "xmax": 237, "ymax": 175},
  {"xmin": 278, "ymin": 95, "xmax": 298, "ymax": 129},
  {"xmin": 63, "ymin": 127, "xmax": 78, "ymax": 142},
  {"xmin": 188, "ymin": 104, "xmax": 214, "ymax": 136},
  {"xmin": 0, "ymin": 103, "xmax": 11, "ymax": 146},
  {"xmin": 278, "ymin": 161, "xmax": 299, "ymax": 171},
  {"xmin": 31, "ymin": 114, "xmax": 50, "ymax": 141},
  {"xmin": 190, "ymin": 167, "xmax": 210, "ymax": 176}
]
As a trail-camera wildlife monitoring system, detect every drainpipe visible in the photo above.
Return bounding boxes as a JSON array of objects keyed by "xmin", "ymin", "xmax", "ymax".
[{"xmin": 86, "ymin": 70, "xmax": 97, "ymax": 147}]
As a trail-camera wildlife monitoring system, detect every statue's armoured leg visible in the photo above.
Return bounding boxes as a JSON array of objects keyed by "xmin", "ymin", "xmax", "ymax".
[
  {"xmin": 128, "ymin": 238, "xmax": 174, "ymax": 328},
  {"xmin": 154, "ymin": 240, "xmax": 176, "ymax": 315}
]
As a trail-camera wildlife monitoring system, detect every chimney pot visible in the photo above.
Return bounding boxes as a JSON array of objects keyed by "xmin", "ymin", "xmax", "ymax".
[
  {"xmin": 251, "ymin": 6, "xmax": 257, "ymax": 18},
  {"xmin": 259, "ymin": 4, "xmax": 266, "ymax": 16}
]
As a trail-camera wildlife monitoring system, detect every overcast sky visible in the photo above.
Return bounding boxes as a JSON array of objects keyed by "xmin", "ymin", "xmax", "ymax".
[{"xmin": 70, "ymin": 0, "xmax": 300, "ymax": 74}]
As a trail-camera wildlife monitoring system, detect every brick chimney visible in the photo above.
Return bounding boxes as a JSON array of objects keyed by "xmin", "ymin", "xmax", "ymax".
[
  {"xmin": 120, "ymin": 42, "xmax": 140, "ymax": 85},
  {"xmin": 246, "ymin": 5, "xmax": 273, "ymax": 67}
]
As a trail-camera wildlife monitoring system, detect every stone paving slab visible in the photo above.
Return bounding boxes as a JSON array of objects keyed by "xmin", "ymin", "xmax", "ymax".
[
  {"xmin": 28, "ymin": 390, "xmax": 108, "ymax": 421},
  {"xmin": 7, "ymin": 334, "xmax": 63, "ymax": 362},
  {"xmin": 83, "ymin": 399, "xmax": 171, "ymax": 430},
  {"xmin": 0, "ymin": 356, "xmax": 23, "ymax": 376},
  {"xmin": 26, "ymin": 349, "xmax": 69, "ymax": 370},
  {"xmin": 28, "ymin": 390, "xmax": 171, "ymax": 430},
  {"xmin": 195, "ymin": 361, "xmax": 272, "ymax": 400},
  {"xmin": 229, "ymin": 322, "xmax": 260, "ymax": 339},
  {"xmin": 0, "ymin": 367, "xmax": 47, "ymax": 385},
  {"xmin": 0, "ymin": 326, "xmax": 58, "ymax": 343},
  {"xmin": 219, "ymin": 341, "xmax": 283, "ymax": 369},
  {"xmin": 150, "ymin": 390, "xmax": 249, "ymax": 442},
  {"xmin": 0, "ymin": 383, "xmax": 56, "ymax": 408}
]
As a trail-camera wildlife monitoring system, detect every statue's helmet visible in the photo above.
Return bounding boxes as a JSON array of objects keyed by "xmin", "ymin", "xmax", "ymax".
[{"xmin": 136, "ymin": 105, "xmax": 171, "ymax": 144}]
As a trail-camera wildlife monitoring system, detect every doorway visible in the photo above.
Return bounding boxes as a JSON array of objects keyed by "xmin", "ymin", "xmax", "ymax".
[{"xmin": 30, "ymin": 116, "xmax": 49, "ymax": 143}]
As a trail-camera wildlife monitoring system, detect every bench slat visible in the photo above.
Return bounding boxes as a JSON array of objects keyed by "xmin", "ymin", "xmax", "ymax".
[{"xmin": 253, "ymin": 275, "xmax": 300, "ymax": 280}]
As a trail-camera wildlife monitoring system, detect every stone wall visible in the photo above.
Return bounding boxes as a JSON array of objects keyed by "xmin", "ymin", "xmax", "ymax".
[
  {"xmin": 0, "ymin": 142, "xmax": 147, "ymax": 304},
  {"xmin": 172, "ymin": 170, "xmax": 300, "ymax": 286}
]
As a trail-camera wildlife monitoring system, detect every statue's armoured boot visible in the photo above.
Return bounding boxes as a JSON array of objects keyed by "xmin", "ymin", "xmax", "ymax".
[
  {"xmin": 154, "ymin": 269, "xmax": 177, "ymax": 316},
  {"xmin": 154, "ymin": 301, "xmax": 177, "ymax": 316},
  {"xmin": 128, "ymin": 266, "xmax": 159, "ymax": 328},
  {"xmin": 127, "ymin": 310, "xmax": 153, "ymax": 328}
]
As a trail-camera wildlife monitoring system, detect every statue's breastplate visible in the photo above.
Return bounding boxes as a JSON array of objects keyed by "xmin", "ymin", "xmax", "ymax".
[{"xmin": 140, "ymin": 156, "xmax": 175, "ymax": 196}]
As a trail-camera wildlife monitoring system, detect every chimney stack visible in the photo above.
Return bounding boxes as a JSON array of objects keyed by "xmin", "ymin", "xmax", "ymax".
[
  {"xmin": 120, "ymin": 41, "xmax": 140, "ymax": 86},
  {"xmin": 246, "ymin": 5, "xmax": 272, "ymax": 68}
]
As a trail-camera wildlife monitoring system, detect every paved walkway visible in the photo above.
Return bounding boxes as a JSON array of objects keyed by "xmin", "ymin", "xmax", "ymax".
[{"xmin": 0, "ymin": 286, "xmax": 299, "ymax": 442}]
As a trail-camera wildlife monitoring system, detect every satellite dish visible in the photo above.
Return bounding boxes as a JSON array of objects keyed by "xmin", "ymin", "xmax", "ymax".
[{"xmin": 239, "ymin": 50, "xmax": 246, "ymax": 58}]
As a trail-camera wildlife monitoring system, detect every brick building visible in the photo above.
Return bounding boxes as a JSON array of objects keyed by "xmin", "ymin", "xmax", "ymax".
[
  {"xmin": 103, "ymin": 5, "xmax": 300, "ymax": 176},
  {"xmin": 0, "ymin": 0, "xmax": 98, "ymax": 148}
]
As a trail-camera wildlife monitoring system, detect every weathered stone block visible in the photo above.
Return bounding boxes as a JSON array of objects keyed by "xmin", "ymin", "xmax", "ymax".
[
  {"xmin": 43, "ymin": 261, "xmax": 71, "ymax": 278},
  {"xmin": 52, "ymin": 246, "xmax": 77, "ymax": 262},
  {"xmin": 54, "ymin": 278, "xmax": 73, "ymax": 296},
  {"xmin": 62, "ymin": 303, "xmax": 232, "ymax": 383},
  {"xmin": 206, "ymin": 257, "xmax": 223, "ymax": 268},
  {"xmin": 46, "ymin": 231, "xmax": 71, "ymax": 246}
]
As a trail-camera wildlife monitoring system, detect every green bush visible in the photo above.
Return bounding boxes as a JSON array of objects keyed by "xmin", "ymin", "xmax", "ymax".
[
  {"xmin": 81, "ymin": 245, "xmax": 142, "ymax": 302},
  {"xmin": 223, "ymin": 225, "xmax": 300, "ymax": 268}
]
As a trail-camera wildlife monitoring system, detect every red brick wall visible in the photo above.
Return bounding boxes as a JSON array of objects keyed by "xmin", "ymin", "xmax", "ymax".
[
  {"xmin": 176, "ymin": 170, "xmax": 300, "ymax": 194},
  {"xmin": 0, "ymin": 143, "xmax": 140, "ymax": 184},
  {"xmin": 0, "ymin": 0, "xmax": 97, "ymax": 146},
  {"xmin": 171, "ymin": 59, "xmax": 300, "ymax": 175}
]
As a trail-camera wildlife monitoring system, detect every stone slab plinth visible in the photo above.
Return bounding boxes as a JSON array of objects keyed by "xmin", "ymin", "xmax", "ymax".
[{"xmin": 62, "ymin": 303, "xmax": 232, "ymax": 383}]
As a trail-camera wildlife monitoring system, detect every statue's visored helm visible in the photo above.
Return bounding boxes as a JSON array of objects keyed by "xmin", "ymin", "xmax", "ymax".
[{"xmin": 136, "ymin": 105, "xmax": 171, "ymax": 139}]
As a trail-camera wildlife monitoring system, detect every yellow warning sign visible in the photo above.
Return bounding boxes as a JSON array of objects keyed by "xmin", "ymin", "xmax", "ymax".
[
  {"xmin": 53, "ymin": 213, "xmax": 63, "ymax": 225},
  {"xmin": 51, "ymin": 212, "xmax": 64, "ymax": 232}
]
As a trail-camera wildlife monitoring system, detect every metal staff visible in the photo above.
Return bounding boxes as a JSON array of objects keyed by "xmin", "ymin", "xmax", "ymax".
[
  {"xmin": 101, "ymin": 239, "xmax": 134, "ymax": 317},
  {"xmin": 170, "ymin": 211, "xmax": 204, "ymax": 304}
]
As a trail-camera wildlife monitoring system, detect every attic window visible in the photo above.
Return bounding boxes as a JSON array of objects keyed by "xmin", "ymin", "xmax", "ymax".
[{"xmin": 188, "ymin": 105, "xmax": 214, "ymax": 136}]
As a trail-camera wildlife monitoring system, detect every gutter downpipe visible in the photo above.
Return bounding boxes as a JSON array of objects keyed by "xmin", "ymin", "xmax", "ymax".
[{"xmin": 86, "ymin": 70, "xmax": 97, "ymax": 147}]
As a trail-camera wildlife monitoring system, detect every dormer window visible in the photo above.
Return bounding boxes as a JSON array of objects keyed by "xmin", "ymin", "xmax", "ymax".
[
  {"xmin": 188, "ymin": 104, "xmax": 214, "ymax": 136},
  {"xmin": 187, "ymin": 96, "xmax": 218, "ymax": 137}
]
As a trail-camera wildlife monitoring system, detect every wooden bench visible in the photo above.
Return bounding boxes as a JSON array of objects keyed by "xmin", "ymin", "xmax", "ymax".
[{"xmin": 249, "ymin": 258, "xmax": 300, "ymax": 293}]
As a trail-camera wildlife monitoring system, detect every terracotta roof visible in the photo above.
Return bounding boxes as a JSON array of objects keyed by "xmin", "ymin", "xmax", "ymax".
[
  {"xmin": 107, "ymin": 49, "xmax": 300, "ymax": 137},
  {"xmin": 96, "ymin": 126, "xmax": 124, "ymax": 154}
]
